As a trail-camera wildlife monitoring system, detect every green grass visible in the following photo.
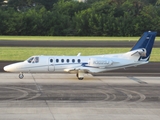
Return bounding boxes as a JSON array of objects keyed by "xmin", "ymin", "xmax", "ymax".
[
  {"xmin": 0, "ymin": 47, "xmax": 159, "ymax": 61},
  {"xmin": 0, "ymin": 36, "xmax": 160, "ymax": 41}
]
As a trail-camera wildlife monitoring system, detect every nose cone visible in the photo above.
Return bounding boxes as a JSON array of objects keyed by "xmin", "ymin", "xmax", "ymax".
[
  {"xmin": 3, "ymin": 66, "xmax": 8, "ymax": 72},
  {"xmin": 3, "ymin": 62, "xmax": 23, "ymax": 72},
  {"xmin": 4, "ymin": 65, "xmax": 13, "ymax": 72}
]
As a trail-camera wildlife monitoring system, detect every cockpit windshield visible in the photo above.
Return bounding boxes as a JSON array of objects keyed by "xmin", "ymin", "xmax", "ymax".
[{"xmin": 27, "ymin": 57, "xmax": 39, "ymax": 63}]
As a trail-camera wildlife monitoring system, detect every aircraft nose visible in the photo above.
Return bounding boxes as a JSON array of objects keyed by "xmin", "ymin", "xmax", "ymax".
[
  {"xmin": 3, "ymin": 62, "xmax": 24, "ymax": 72},
  {"xmin": 4, "ymin": 64, "xmax": 17, "ymax": 72},
  {"xmin": 3, "ymin": 65, "xmax": 11, "ymax": 72}
]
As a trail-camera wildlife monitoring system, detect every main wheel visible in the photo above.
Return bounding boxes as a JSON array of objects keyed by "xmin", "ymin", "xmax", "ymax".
[
  {"xmin": 78, "ymin": 77, "xmax": 84, "ymax": 80},
  {"xmin": 19, "ymin": 73, "xmax": 24, "ymax": 79},
  {"xmin": 76, "ymin": 73, "xmax": 78, "ymax": 77}
]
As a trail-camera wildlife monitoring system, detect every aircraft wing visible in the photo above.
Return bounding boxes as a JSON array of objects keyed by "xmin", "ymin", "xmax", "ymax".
[
  {"xmin": 64, "ymin": 67, "xmax": 90, "ymax": 73},
  {"xmin": 63, "ymin": 61, "xmax": 118, "ymax": 73}
]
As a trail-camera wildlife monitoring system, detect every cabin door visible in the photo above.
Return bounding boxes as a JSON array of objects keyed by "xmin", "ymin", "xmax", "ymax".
[{"xmin": 48, "ymin": 58, "xmax": 55, "ymax": 71}]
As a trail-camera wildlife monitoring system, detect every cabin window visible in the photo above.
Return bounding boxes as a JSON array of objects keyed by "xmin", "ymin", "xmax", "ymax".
[
  {"xmin": 67, "ymin": 59, "xmax": 69, "ymax": 63},
  {"xmin": 72, "ymin": 59, "xmax": 75, "ymax": 63},
  {"xmin": 78, "ymin": 59, "xmax": 81, "ymax": 63},
  {"xmin": 56, "ymin": 59, "xmax": 59, "ymax": 63},
  {"xmin": 50, "ymin": 59, "xmax": 53, "ymax": 63},
  {"xmin": 61, "ymin": 59, "xmax": 64, "ymax": 63}
]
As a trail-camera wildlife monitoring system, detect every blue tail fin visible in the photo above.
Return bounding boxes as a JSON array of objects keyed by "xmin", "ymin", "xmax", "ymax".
[{"xmin": 131, "ymin": 31, "xmax": 157, "ymax": 61}]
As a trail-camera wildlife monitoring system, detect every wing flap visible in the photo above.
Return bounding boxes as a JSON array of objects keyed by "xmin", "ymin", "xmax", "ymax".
[{"xmin": 64, "ymin": 67, "xmax": 89, "ymax": 73}]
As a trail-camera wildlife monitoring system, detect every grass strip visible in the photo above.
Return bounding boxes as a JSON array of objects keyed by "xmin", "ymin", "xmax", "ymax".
[
  {"xmin": 0, "ymin": 36, "xmax": 160, "ymax": 41},
  {"xmin": 0, "ymin": 47, "xmax": 159, "ymax": 61}
]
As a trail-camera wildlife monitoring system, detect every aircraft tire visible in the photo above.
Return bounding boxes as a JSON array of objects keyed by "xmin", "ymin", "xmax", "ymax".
[
  {"xmin": 19, "ymin": 73, "xmax": 24, "ymax": 79},
  {"xmin": 76, "ymin": 73, "xmax": 78, "ymax": 77},
  {"xmin": 78, "ymin": 77, "xmax": 84, "ymax": 80}
]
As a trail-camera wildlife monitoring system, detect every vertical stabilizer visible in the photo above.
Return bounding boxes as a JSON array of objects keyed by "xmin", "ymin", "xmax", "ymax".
[{"xmin": 131, "ymin": 31, "xmax": 157, "ymax": 61}]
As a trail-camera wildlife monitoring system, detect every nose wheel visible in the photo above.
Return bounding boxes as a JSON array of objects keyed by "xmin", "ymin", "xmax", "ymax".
[{"xmin": 19, "ymin": 73, "xmax": 24, "ymax": 79}]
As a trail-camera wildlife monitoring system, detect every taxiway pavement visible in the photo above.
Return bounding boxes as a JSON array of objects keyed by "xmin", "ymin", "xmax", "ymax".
[
  {"xmin": 0, "ymin": 73, "xmax": 159, "ymax": 120},
  {"xmin": 0, "ymin": 40, "xmax": 160, "ymax": 47}
]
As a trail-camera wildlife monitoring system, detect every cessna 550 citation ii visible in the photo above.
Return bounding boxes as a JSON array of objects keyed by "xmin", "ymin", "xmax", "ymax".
[{"xmin": 4, "ymin": 31, "xmax": 157, "ymax": 80}]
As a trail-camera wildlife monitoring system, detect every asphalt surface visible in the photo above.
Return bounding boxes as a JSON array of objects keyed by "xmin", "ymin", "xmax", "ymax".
[
  {"xmin": 0, "ymin": 74, "xmax": 159, "ymax": 102},
  {"xmin": 0, "ymin": 40, "xmax": 160, "ymax": 47},
  {"xmin": 0, "ymin": 74, "xmax": 160, "ymax": 120}
]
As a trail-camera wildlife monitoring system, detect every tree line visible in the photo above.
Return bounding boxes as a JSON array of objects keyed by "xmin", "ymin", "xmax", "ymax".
[{"xmin": 0, "ymin": 0, "xmax": 160, "ymax": 36}]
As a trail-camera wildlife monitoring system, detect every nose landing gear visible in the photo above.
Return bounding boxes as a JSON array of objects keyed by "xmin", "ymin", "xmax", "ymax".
[{"xmin": 19, "ymin": 73, "xmax": 24, "ymax": 79}]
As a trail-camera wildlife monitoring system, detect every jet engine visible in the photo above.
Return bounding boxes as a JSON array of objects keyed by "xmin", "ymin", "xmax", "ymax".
[{"xmin": 131, "ymin": 48, "xmax": 147, "ymax": 57}]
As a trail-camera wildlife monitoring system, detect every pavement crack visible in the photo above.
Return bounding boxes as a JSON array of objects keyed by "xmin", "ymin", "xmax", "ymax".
[
  {"xmin": 31, "ymin": 73, "xmax": 56, "ymax": 120},
  {"xmin": 31, "ymin": 73, "xmax": 42, "ymax": 94},
  {"xmin": 127, "ymin": 76, "xmax": 148, "ymax": 84}
]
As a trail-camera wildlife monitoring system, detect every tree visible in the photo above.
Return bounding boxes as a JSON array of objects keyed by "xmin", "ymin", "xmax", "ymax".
[
  {"xmin": 35, "ymin": 0, "xmax": 58, "ymax": 10},
  {"xmin": 0, "ymin": 0, "xmax": 4, "ymax": 6},
  {"xmin": 1, "ymin": 0, "xmax": 160, "ymax": 36},
  {"xmin": 156, "ymin": 0, "xmax": 160, "ymax": 5},
  {"xmin": 8, "ymin": 0, "xmax": 57, "ymax": 11}
]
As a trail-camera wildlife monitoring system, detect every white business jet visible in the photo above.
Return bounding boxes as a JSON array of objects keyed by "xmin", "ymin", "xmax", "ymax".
[{"xmin": 4, "ymin": 31, "xmax": 157, "ymax": 80}]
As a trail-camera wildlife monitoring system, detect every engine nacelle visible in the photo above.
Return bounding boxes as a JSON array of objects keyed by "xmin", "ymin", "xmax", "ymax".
[
  {"xmin": 131, "ymin": 48, "xmax": 147, "ymax": 57},
  {"xmin": 88, "ymin": 58, "xmax": 112, "ymax": 67}
]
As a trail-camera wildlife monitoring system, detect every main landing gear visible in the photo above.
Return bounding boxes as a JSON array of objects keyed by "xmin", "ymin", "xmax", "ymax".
[
  {"xmin": 19, "ymin": 73, "xmax": 24, "ymax": 79},
  {"xmin": 76, "ymin": 70, "xmax": 84, "ymax": 80}
]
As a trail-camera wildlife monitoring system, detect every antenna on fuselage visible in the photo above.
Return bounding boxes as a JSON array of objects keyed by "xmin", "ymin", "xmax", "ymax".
[{"xmin": 77, "ymin": 53, "xmax": 81, "ymax": 56}]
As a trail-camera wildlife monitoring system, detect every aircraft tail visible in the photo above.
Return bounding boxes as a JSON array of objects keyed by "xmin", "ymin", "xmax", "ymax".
[{"xmin": 130, "ymin": 31, "xmax": 157, "ymax": 61}]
